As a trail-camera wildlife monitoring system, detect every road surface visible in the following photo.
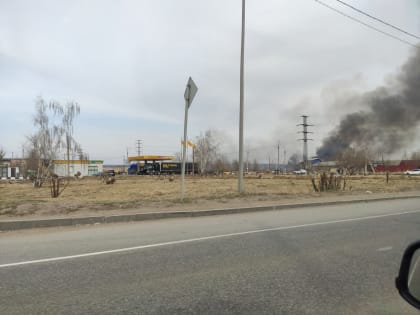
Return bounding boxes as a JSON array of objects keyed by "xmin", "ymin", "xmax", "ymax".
[{"xmin": 1, "ymin": 199, "xmax": 420, "ymax": 314}]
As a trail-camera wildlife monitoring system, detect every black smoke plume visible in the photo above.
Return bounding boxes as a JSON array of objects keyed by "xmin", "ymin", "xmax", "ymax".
[{"xmin": 317, "ymin": 48, "xmax": 420, "ymax": 160}]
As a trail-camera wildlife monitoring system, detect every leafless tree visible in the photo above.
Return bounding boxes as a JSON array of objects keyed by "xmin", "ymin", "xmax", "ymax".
[
  {"xmin": 29, "ymin": 97, "xmax": 81, "ymax": 196},
  {"xmin": 0, "ymin": 147, "xmax": 5, "ymax": 160},
  {"xmin": 335, "ymin": 148, "xmax": 373, "ymax": 174},
  {"xmin": 195, "ymin": 130, "xmax": 218, "ymax": 175},
  {"xmin": 252, "ymin": 158, "xmax": 259, "ymax": 172},
  {"xmin": 50, "ymin": 100, "xmax": 80, "ymax": 177},
  {"xmin": 231, "ymin": 159, "xmax": 239, "ymax": 173},
  {"xmin": 30, "ymin": 97, "xmax": 64, "ymax": 188},
  {"xmin": 213, "ymin": 154, "xmax": 231, "ymax": 175},
  {"xmin": 77, "ymin": 146, "xmax": 89, "ymax": 160},
  {"xmin": 25, "ymin": 147, "xmax": 39, "ymax": 178},
  {"xmin": 411, "ymin": 151, "xmax": 420, "ymax": 160}
]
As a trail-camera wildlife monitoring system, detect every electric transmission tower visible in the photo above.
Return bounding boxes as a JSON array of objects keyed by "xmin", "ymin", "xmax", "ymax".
[
  {"xmin": 297, "ymin": 115, "xmax": 314, "ymax": 169},
  {"xmin": 136, "ymin": 140, "xmax": 142, "ymax": 156}
]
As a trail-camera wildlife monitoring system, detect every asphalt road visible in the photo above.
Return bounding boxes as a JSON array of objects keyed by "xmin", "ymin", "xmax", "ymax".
[{"xmin": 1, "ymin": 199, "xmax": 420, "ymax": 314}]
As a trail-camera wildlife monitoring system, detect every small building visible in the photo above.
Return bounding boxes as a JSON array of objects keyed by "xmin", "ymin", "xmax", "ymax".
[
  {"xmin": 311, "ymin": 160, "xmax": 340, "ymax": 172},
  {"xmin": 373, "ymin": 160, "xmax": 420, "ymax": 173},
  {"xmin": 52, "ymin": 160, "xmax": 103, "ymax": 177},
  {"xmin": 0, "ymin": 158, "xmax": 22, "ymax": 179},
  {"xmin": 0, "ymin": 165, "xmax": 20, "ymax": 179}
]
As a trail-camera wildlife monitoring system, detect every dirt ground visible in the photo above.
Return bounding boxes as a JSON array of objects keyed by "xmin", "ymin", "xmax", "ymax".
[{"xmin": 1, "ymin": 173, "xmax": 420, "ymax": 218}]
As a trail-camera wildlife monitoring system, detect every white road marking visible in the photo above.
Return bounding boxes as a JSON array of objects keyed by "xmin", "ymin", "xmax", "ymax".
[
  {"xmin": 377, "ymin": 246, "xmax": 393, "ymax": 252},
  {"xmin": 1, "ymin": 209, "xmax": 420, "ymax": 269}
]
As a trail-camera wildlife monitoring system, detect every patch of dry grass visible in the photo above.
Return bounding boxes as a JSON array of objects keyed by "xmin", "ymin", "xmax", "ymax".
[{"xmin": 1, "ymin": 174, "xmax": 420, "ymax": 217}]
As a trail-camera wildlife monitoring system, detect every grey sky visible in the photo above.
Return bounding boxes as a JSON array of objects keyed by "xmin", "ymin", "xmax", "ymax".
[{"xmin": 1, "ymin": 0, "xmax": 419, "ymax": 163}]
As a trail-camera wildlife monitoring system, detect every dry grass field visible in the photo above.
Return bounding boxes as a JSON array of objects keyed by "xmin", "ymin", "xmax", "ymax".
[{"xmin": 1, "ymin": 173, "xmax": 420, "ymax": 218}]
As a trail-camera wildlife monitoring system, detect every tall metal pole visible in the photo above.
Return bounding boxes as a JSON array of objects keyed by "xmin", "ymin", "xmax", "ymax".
[
  {"xmin": 298, "ymin": 115, "xmax": 313, "ymax": 169},
  {"xmin": 192, "ymin": 146, "xmax": 195, "ymax": 176},
  {"xmin": 180, "ymin": 138, "xmax": 183, "ymax": 161},
  {"xmin": 303, "ymin": 116, "xmax": 308, "ymax": 166},
  {"xmin": 238, "ymin": 0, "xmax": 245, "ymax": 193},
  {"xmin": 136, "ymin": 140, "xmax": 142, "ymax": 156},
  {"xmin": 181, "ymin": 98, "xmax": 189, "ymax": 201},
  {"xmin": 277, "ymin": 142, "xmax": 280, "ymax": 175},
  {"xmin": 283, "ymin": 147, "xmax": 287, "ymax": 171}
]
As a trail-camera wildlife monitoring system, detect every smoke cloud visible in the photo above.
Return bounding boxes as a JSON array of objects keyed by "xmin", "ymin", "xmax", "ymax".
[{"xmin": 317, "ymin": 48, "xmax": 420, "ymax": 160}]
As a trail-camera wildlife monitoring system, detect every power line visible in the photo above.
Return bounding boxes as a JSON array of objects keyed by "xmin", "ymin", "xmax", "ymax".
[
  {"xmin": 334, "ymin": 0, "xmax": 420, "ymax": 40},
  {"xmin": 313, "ymin": 0, "xmax": 419, "ymax": 48}
]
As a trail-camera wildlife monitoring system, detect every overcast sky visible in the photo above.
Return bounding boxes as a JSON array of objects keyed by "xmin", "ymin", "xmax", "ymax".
[{"xmin": 1, "ymin": 0, "xmax": 419, "ymax": 164}]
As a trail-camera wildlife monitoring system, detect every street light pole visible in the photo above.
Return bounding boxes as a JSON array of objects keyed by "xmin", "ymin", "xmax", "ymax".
[{"xmin": 238, "ymin": 0, "xmax": 245, "ymax": 193}]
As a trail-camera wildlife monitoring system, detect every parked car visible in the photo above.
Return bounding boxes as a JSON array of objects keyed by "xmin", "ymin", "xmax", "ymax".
[
  {"xmin": 405, "ymin": 169, "xmax": 420, "ymax": 175},
  {"xmin": 293, "ymin": 169, "xmax": 307, "ymax": 175}
]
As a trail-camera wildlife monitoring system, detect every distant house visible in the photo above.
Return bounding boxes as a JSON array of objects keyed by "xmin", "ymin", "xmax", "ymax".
[
  {"xmin": 52, "ymin": 160, "xmax": 103, "ymax": 177},
  {"xmin": 0, "ymin": 165, "xmax": 20, "ymax": 179},
  {"xmin": 311, "ymin": 160, "xmax": 342, "ymax": 173},
  {"xmin": 0, "ymin": 158, "xmax": 22, "ymax": 179},
  {"xmin": 373, "ymin": 160, "xmax": 420, "ymax": 173}
]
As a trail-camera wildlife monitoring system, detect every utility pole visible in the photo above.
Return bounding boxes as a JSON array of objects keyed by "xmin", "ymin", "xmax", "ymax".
[
  {"xmin": 283, "ymin": 147, "xmax": 287, "ymax": 172},
  {"xmin": 136, "ymin": 140, "xmax": 142, "ymax": 156},
  {"xmin": 246, "ymin": 146, "xmax": 249, "ymax": 174},
  {"xmin": 277, "ymin": 142, "xmax": 280, "ymax": 175},
  {"xmin": 238, "ymin": 0, "xmax": 246, "ymax": 193},
  {"xmin": 192, "ymin": 146, "xmax": 195, "ymax": 176},
  {"xmin": 297, "ymin": 115, "xmax": 314, "ymax": 169}
]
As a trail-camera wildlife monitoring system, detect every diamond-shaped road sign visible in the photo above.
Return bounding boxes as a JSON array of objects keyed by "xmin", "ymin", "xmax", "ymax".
[{"xmin": 184, "ymin": 77, "xmax": 198, "ymax": 108}]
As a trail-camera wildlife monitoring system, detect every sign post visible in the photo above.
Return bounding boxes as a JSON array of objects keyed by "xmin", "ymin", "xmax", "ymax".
[{"xmin": 181, "ymin": 77, "xmax": 198, "ymax": 201}]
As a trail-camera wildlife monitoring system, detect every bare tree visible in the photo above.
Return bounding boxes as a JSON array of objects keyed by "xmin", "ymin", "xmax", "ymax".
[
  {"xmin": 213, "ymin": 154, "xmax": 231, "ymax": 175},
  {"xmin": 252, "ymin": 158, "xmax": 259, "ymax": 172},
  {"xmin": 0, "ymin": 147, "xmax": 5, "ymax": 160},
  {"xmin": 195, "ymin": 130, "xmax": 218, "ymax": 175},
  {"xmin": 29, "ymin": 97, "xmax": 81, "ymax": 196},
  {"xmin": 77, "ymin": 146, "xmax": 89, "ymax": 160},
  {"xmin": 335, "ymin": 148, "xmax": 373, "ymax": 174},
  {"xmin": 50, "ymin": 100, "xmax": 80, "ymax": 177},
  {"xmin": 231, "ymin": 159, "xmax": 239, "ymax": 173},
  {"xmin": 411, "ymin": 151, "xmax": 420, "ymax": 160},
  {"xmin": 25, "ymin": 146, "xmax": 39, "ymax": 178},
  {"xmin": 30, "ymin": 97, "xmax": 64, "ymax": 188}
]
